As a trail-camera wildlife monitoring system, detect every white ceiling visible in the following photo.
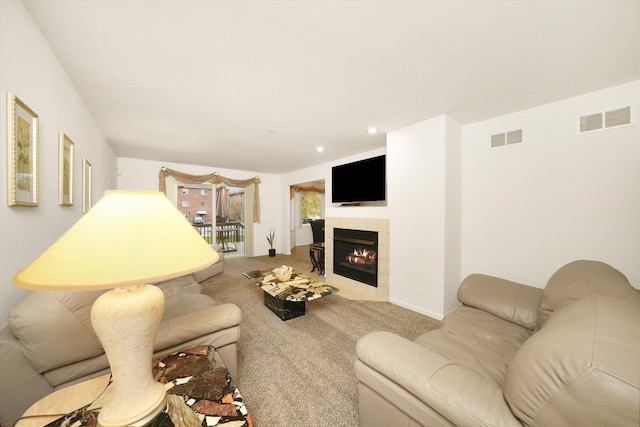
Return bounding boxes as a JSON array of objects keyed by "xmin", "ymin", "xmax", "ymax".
[{"xmin": 21, "ymin": 0, "xmax": 640, "ymax": 174}]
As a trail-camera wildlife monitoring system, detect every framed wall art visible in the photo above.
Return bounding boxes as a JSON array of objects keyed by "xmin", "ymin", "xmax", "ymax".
[
  {"xmin": 58, "ymin": 132, "xmax": 75, "ymax": 206},
  {"xmin": 82, "ymin": 159, "xmax": 92, "ymax": 213},
  {"xmin": 7, "ymin": 92, "xmax": 39, "ymax": 206}
]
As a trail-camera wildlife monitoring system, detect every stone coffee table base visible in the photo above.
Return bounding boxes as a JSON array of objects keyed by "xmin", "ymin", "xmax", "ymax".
[{"xmin": 243, "ymin": 269, "xmax": 339, "ymax": 320}]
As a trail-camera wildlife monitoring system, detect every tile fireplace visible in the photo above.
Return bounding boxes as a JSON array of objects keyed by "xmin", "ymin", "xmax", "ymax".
[{"xmin": 325, "ymin": 217, "xmax": 389, "ymax": 301}]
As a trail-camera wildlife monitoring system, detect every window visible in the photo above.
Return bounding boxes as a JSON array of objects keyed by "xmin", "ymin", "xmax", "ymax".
[
  {"xmin": 201, "ymin": 189, "xmax": 207, "ymax": 196},
  {"xmin": 182, "ymin": 200, "xmax": 189, "ymax": 208},
  {"xmin": 301, "ymin": 192, "xmax": 322, "ymax": 224},
  {"xmin": 201, "ymin": 201, "xmax": 207, "ymax": 207},
  {"xmin": 182, "ymin": 188, "xmax": 189, "ymax": 195}
]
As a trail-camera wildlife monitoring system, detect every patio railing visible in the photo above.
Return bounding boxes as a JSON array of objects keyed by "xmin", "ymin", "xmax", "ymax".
[{"xmin": 193, "ymin": 221, "xmax": 245, "ymax": 253}]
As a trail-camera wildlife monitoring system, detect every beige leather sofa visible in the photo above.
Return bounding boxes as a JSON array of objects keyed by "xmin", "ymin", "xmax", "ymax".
[
  {"xmin": 355, "ymin": 260, "xmax": 640, "ymax": 427},
  {"xmin": 0, "ymin": 262, "xmax": 238, "ymax": 427}
]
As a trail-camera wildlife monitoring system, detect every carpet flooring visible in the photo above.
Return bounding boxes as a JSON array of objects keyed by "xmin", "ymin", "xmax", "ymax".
[{"xmin": 200, "ymin": 252, "xmax": 441, "ymax": 426}]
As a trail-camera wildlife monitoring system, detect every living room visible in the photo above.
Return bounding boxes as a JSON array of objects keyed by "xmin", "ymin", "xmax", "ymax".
[{"xmin": 1, "ymin": 1, "xmax": 639, "ymax": 426}]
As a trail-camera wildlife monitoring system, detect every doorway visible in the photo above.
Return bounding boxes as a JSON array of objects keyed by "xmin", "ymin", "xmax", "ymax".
[
  {"xmin": 289, "ymin": 180, "xmax": 325, "ymax": 252},
  {"xmin": 215, "ymin": 185, "xmax": 246, "ymax": 258},
  {"xmin": 171, "ymin": 181, "xmax": 250, "ymax": 258},
  {"xmin": 161, "ymin": 171, "xmax": 255, "ymax": 258}
]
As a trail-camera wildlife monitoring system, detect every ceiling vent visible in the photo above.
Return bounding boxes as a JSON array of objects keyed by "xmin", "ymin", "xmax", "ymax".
[
  {"xmin": 491, "ymin": 129, "xmax": 523, "ymax": 148},
  {"xmin": 579, "ymin": 106, "xmax": 631, "ymax": 133}
]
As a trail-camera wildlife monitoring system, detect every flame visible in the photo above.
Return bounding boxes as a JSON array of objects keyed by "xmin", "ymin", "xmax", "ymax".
[{"xmin": 347, "ymin": 247, "xmax": 377, "ymax": 265}]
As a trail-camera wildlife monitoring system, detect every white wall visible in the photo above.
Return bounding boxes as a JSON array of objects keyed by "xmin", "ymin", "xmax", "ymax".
[
  {"xmin": 461, "ymin": 80, "xmax": 640, "ymax": 288},
  {"xmin": 387, "ymin": 115, "xmax": 462, "ymax": 319},
  {"xmin": 444, "ymin": 116, "xmax": 462, "ymax": 311},
  {"xmin": 0, "ymin": 0, "xmax": 117, "ymax": 329},
  {"xmin": 116, "ymin": 157, "xmax": 283, "ymax": 256}
]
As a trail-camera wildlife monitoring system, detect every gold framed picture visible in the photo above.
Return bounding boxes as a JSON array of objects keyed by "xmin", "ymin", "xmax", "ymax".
[
  {"xmin": 59, "ymin": 132, "xmax": 75, "ymax": 206},
  {"xmin": 7, "ymin": 92, "xmax": 39, "ymax": 206},
  {"xmin": 83, "ymin": 159, "xmax": 92, "ymax": 213}
]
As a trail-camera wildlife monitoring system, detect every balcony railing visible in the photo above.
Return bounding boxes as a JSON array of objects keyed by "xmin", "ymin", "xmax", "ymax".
[{"xmin": 193, "ymin": 221, "xmax": 245, "ymax": 253}]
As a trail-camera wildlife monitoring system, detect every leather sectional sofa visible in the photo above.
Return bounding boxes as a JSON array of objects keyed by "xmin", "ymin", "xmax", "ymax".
[
  {"xmin": 0, "ymin": 261, "xmax": 238, "ymax": 426},
  {"xmin": 355, "ymin": 260, "xmax": 640, "ymax": 426}
]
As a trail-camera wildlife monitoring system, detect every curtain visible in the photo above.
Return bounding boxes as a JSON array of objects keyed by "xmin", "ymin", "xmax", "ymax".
[
  {"xmin": 216, "ymin": 187, "xmax": 230, "ymax": 219},
  {"xmin": 159, "ymin": 167, "xmax": 261, "ymax": 223},
  {"xmin": 289, "ymin": 184, "xmax": 325, "ymax": 200}
]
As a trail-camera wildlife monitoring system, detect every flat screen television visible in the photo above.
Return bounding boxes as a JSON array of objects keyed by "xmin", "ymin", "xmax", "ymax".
[{"xmin": 332, "ymin": 155, "xmax": 386, "ymax": 204}]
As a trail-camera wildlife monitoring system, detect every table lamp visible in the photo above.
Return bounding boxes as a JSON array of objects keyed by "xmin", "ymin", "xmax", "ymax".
[{"xmin": 13, "ymin": 190, "xmax": 219, "ymax": 426}]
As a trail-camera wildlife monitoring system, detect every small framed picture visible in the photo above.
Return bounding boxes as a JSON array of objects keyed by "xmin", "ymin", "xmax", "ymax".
[
  {"xmin": 83, "ymin": 159, "xmax": 92, "ymax": 213},
  {"xmin": 59, "ymin": 132, "xmax": 75, "ymax": 206},
  {"xmin": 7, "ymin": 92, "xmax": 39, "ymax": 206}
]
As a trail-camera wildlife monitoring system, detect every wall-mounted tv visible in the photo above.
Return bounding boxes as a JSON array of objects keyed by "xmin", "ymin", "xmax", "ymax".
[{"xmin": 332, "ymin": 155, "xmax": 386, "ymax": 204}]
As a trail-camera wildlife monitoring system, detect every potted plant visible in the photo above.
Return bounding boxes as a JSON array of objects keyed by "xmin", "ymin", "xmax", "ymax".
[{"xmin": 267, "ymin": 229, "xmax": 276, "ymax": 257}]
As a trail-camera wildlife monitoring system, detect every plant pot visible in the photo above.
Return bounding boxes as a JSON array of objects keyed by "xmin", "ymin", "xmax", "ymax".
[{"xmin": 268, "ymin": 249, "xmax": 276, "ymax": 257}]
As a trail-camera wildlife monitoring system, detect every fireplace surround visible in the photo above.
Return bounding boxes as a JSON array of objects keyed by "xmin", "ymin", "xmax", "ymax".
[{"xmin": 325, "ymin": 217, "xmax": 389, "ymax": 301}]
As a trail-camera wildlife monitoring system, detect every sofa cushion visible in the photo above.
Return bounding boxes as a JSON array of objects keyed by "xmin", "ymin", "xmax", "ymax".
[
  {"xmin": 503, "ymin": 296, "xmax": 640, "ymax": 427},
  {"xmin": 537, "ymin": 260, "xmax": 640, "ymax": 328},
  {"xmin": 156, "ymin": 274, "xmax": 205, "ymax": 317},
  {"xmin": 8, "ymin": 290, "xmax": 106, "ymax": 373},
  {"xmin": 414, "ymin": 305, "xmax": 532, "ymax": 385}
]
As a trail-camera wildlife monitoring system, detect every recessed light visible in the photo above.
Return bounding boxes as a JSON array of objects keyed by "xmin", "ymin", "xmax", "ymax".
[
  {"xmin": 367, "ymin": 127, "xmax": 378, "ymax": 134},
  {"xmin": 316, "ymin": 146, "xmax": 324, "ymax": 152}
]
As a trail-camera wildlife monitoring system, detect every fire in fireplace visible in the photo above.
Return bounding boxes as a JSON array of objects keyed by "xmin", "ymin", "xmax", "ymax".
[{"xmin": 333, "ymin": 228, "xmax": 378, "ymax": 287}]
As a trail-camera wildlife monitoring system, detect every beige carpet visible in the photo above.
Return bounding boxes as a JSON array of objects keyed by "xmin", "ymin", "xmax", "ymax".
[{"xmin": 200, "ymin": 252, "xmax": 441, "ymax": 426}]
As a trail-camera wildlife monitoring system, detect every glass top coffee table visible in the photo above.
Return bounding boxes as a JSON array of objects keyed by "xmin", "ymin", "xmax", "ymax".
[{"xmin": 243, "ymin": 268, "xmax": 339, "ymax": 320}]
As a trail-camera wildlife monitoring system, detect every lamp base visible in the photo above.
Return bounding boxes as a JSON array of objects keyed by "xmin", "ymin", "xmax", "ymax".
[
  {"xmin": 91, "ymin": 284, "xmax": 167, "ymax": 426},
  {"xmin": 122, "ymin": 393, "xmax": 167, "ymax": 427}
]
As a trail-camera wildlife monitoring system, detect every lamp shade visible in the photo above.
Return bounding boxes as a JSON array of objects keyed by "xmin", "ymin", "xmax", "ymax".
[{"xmin": 13, "ymin": 190, "xmax": 219, "ymax": 290}]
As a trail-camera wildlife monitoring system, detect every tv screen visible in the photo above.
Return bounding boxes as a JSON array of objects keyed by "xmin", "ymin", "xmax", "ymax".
[{"xmin": 332, "ymin": 155, "xmax": 386, "ymax": 204}]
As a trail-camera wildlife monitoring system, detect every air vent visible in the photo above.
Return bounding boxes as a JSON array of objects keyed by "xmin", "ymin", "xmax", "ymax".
[
  {"xmin": 491, "ymin": 129, "xmax": 522, "ymax": 148},
  {"xmin": 491, "ymin": 133, "xmax": 505, "ymax": 148},
  {"xmin": 605, "ymin": 106, "xmax": 631, "ymax": 128},
  {"xmin": 580, "ymin": 113, "xmax": 602, "ymax": 132},
  {"xmin": 506, "ymin": 129, "xmax": 523, "ymax": 145},
  {"xmin": 579, "ymin": 106, "xmax": 631, "ymax": 133}
]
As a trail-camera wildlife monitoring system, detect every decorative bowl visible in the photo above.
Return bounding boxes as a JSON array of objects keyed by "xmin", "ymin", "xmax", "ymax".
[{"xmin": 273, "ymin": 265, "xmax": 293, "ymax": 282}]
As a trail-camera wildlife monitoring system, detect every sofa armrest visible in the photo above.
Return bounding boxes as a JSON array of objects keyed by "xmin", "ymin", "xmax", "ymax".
[
  {"xmin": 192, "ymin": 253, "xmax": 224, "ymax": 283},
  {"xmin": 356, "ymin": 331, "xmax": 521, "ymax": 427},
  {"xmin": 156, "ymin": 303, "xmax": 241, "ymax": 349},
  {"xmin": 165, "ymin": 302, "xmax": 241, "ymax": 334},
  {"xmin": 457, "ymin": 274, "xmax": 543, "ymax": 330}
]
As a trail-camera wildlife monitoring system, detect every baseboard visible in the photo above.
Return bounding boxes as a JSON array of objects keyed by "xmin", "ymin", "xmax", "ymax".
[{"xmin": 388, "ymin": 298, "xmax": 444, "ymax": 321}]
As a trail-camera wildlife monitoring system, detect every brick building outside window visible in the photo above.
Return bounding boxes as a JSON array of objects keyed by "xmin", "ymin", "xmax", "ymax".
[{"xmin": 177, "ymin": 184, "xmax": 211, "ymax": 223}]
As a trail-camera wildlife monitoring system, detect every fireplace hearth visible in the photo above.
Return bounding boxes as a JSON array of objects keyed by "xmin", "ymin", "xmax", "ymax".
[{"xmin": 333, "ymin": 228, "xmax": 378, "ymax": 287}]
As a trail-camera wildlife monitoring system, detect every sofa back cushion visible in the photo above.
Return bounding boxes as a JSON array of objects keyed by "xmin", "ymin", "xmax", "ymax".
[
  {"xmin": 537, "ymin": 260, "xmax": 639, "ymax": 328},
  {"xmin": 8, "ymin": 275, "xmax": 210, "ymax": 376},
  {"xmin": 9, "ymin": 290, "xmax": 105, "ymax": 373},
  {"xmin": 503, "ymin": 296, "xmax": 640, "ymax": 426}
]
